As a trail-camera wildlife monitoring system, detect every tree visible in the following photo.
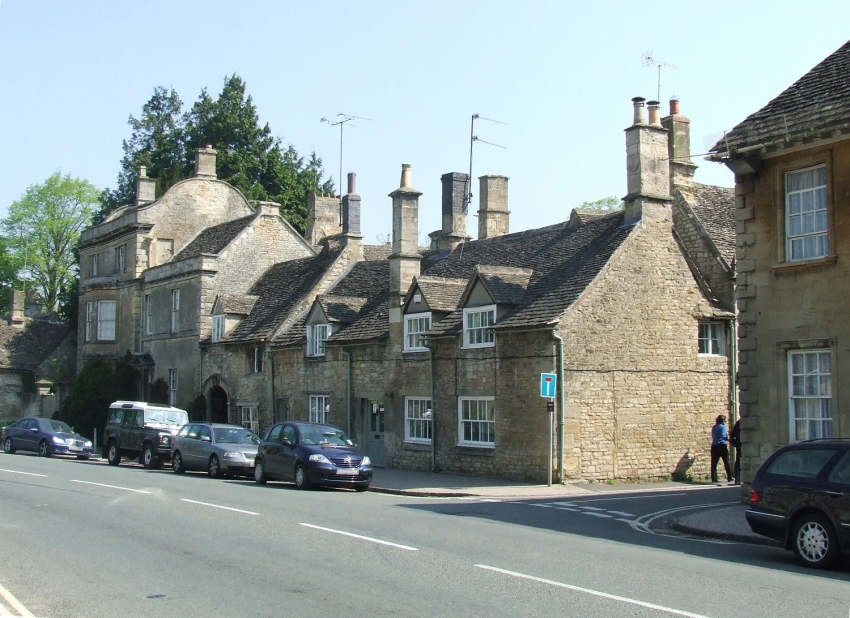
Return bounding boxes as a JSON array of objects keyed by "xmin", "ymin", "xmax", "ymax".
[
  {"xmin": 1, "ymin": 172, "xmax": 99, "ymax": 311},
  {"xmin": 579, "ymin": 196, "xmax": 624, "ymax": 212},
  {"xmin": 0, "ymin": 237, "xmax": 22, "ymax": 312}
]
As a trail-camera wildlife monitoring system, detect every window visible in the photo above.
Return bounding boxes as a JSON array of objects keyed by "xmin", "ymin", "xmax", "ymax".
[
  {"xmin": 169, "ymin": 368, "xmax": 178, "ymax": 407},
  {"xmin": 309, "ymin": 394, "xmax": 329, "ymax": 424},
  {"xmin": 404, "ymin": 312, "xmax": 431, "ymax": 352},
  {"xmin": 171, "ymin": 289, "xmax": 180, "ymax": 333},
  {"xmin": 463, "ymin": 305, "xmax": 496, "ymax": 348},
  {"xmin": 789, "ymin": 349, "xmax": 833, "ymax": 441},
  {"xmin": 698, "ymin": 322, "xmax": 725, "ymax": 356},
  {"xmin": 766, "ymin": 449, "xmax": 838, "ymax": 479},
  {"xmin": 405, "ymin": 397, "xmax": 432, "ymax": 443},
  {"xmin": 308, "ymin": 324, "xmax": 329, "ymax": 357},
  {"xmin": 827, "ymin": 451, "xmax": 850, "ymax": 485},
  {"xmin": 96, "ymin": 300, "xmax": 116, "ymax": 341},
  {"xmin": 85, "ymin": 301, "xmax": 93, "ymax": 342},
  {"xmin": 786, "ymin": 165, "xmax": 828, "ymax": 261},
  {"xmin": 90, "ymin": 253, "xmax": 99, "ymax": 277},
  {"xmin": 267, "ymin": 424, "xmax": 283, "ymax": 442},
  {"xmin": 116, "ymin": 245, "xmax": 126, "ymax": 273},
  {"xmin": 458, "ymin": 397, "xmax": 495, "ymax": 447},
  {"xmin": 212, "ymin": 315, "xmax": 225, "ymax": 342},
  {"xmin": 248, "ymin": 347, "xmax": 263, "ymax": 373},
  {"xmin": 282, "ymin": 425, "xmax": 296, "ymax": 444},
  {"xmin": 158, "ymin": 238, "xmax": 174, "ymax": 263},
  {"xmin": 240, "ymin": 406, "xmax": 258, "ymax": 434},
  {"xmin": 145, "ymin": 295, "xmax": 153, "ymax": 335}
]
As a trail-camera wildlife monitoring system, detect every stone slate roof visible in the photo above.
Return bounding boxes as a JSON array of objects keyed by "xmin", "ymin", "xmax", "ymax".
[
  {"xmin": 413, "ymin": 276, "xmax": 468, "ymax": 312},
  {"xmin": 472, "ymin": 266, "xmax": 533, "ymax": 305},
  {"xmin": 712, "ymin": 40, "xmax": 850, "ymax": 154},
  {"xmin": 174, "ymin": 214, "xmax": 254, "ymax": 260},
  {"xmin": 218, "ymin": 294, "xmax": 258, "ymax": 315},
  {"xmin": 0, "ymin": 317, "xmax": 70, "ymax": 371},
  {"xmin": 363, "ymin": 245, "xmax": 392, "ymax": 260},
  {"xmin": 223, "ymin": 244, "xmax": 344, "ymax": 343},
  {"xmin": 682, "ymin": 183, "xmax": 736, "ymax": 266},
  {"xmin": 318, "ymin": 295, "xmax": 367, "ymax": 324}
]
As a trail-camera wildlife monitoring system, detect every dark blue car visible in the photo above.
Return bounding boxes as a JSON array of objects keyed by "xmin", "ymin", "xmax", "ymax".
[
  {"xmin": 2, "ymin": 417, "xmax": 94, "ymax": 459},
  {"xmin": 254, "ymin": 422, "xmax": 372, "ymax": 491}
]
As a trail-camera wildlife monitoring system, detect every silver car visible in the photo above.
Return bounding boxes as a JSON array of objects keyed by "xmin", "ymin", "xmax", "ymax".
[{"xmin": 171, "ymin": 423, "xmax": 260, "ymax": 478}]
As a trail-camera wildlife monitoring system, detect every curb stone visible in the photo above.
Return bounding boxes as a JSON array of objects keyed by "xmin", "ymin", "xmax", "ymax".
[{"xmin": 670, "ymin": 520, "xmax": 782, "ymax": 547}]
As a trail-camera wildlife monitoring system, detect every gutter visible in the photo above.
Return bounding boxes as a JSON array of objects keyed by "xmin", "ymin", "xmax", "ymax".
[
  {"xmin": 341, "ymin": 347, "xmax": 352, "ymax": 437},
  {"xmin": 422, "ymin": 337, "xmax": 437, "ymax": 471}
]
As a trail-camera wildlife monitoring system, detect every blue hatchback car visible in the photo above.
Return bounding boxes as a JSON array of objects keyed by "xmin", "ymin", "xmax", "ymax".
[{"xmin": 2, "ymin": 417, "xmax": 94, "ymax": 459}]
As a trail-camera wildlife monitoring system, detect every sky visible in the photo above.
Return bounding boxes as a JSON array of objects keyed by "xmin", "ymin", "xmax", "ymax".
[{"xmin": 2, "ymin": 1, "xmax": 850, "ymax": 245}]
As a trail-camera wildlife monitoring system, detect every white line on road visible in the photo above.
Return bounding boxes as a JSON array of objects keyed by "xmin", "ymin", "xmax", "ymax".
[
  {"xmin": 608, "ymin": 510, "xmax": 635, "ymax": 517},
  {"xmin": 70, "ymin": 480, "xmax": 151, "ymax": 494},
  {"xmin": 563, "ymin": 493, "xmax": 688, "ymax": 503},
  {"xmin": 0, "ymin": 581, "xmax": 35, "ymax": 617},
  {"xmin": 0, "ymin": 468, "xmax": 47, "ymax": 478},
  {"xmin": 577, "ymin": 505, "xmax": 606, "ymax": 511},
  {"xmin": 529, "ymin": 503, "xmax": 553, "ymax": 508},
  {"xmin": 475, "ymin": 565, "xmax": 711, "ymax": 618},
  {"xmin": 554, "ymin": 507, "xmax": 580, "ymax": 512},
  {"xmin": 582, "ymin": 512, "xmax": 613, "ymax": 518},
  {"xmin": 301, "ymin": 523, "xmax": 418, "ymax": 551},
  {"xmin": 180, "ymin": 499, "xmax": 258, "ymax": 516}
]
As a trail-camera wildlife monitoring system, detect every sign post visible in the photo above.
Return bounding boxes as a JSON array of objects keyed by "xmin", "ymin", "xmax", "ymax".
[{"xmin": 540, "ymin": 373, "xmax": 557, "ymax": 487}]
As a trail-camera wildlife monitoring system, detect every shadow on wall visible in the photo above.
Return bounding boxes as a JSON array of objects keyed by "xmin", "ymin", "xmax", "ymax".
[{"xmin": 671, "ymin": 450, "xmax": 695, "ymax": 481}]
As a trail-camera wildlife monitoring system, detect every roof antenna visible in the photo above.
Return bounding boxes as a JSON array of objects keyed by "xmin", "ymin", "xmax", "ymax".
[
  {"xmin": 641, "ymin": 51, "xmax": 677, "ymax": 103},
  {"xmin": 467, "ymin": 114, "xmax": 507, "ymax": 213},
  {"xmin": 320, "ymin": 113, "xmax": 372, "ymax": 223}
]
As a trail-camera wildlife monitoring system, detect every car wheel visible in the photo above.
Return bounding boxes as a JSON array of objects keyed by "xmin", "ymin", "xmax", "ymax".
[
  {"xmin": 208, "ymin": 455, "xmax": 222, "ymax": 479},
  {"xmin": 38, "ymin": 440, "xmax": 51, "ymax": 457},
  {"xmin": 355, "ymin": 484, "xmax": 369, "ymax": 493},
  {"xmin": 3, "ymin": 437, "xmax": 15, "ymax": 454},
  {"xmin": 254, "ymin": 459, "xmax": 267, "ymax": 484},
  {"xmin": 107, "ymin": 441, "xmax": 122, "ymax": 466},
  {"xmin": 294, "ymin": 463, "xmax": 310, "ymax": 489},
  {"xmin": 793, "ymin": 513, "xmax": 840, "ymax": 569},
  {"xmin": 142, "ymin": 444, "xmax": 160, "ymax": 469},
  {"xmin": 172, "ymin": 451, "xmax": 185, "ymax": 474}
]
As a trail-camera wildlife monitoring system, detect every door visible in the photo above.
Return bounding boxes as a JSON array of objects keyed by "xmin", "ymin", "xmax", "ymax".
[
  {"xmin": 262, "ymin": 424, "xmax": 285, "ymax": 477},
  {"xmin": 823, "ymin": 451, "xmax": 850, "ymax": 537},
  {"xmin": 184, "ymin": 425, "xmax": 202, "ymax": 470},
  {"xmin": 280, "ymin": 424, "xmax": 297, "ymax": 480},
  {"xmin": 197, "ymin": 425, "xmax": 213, "ymax": 468},
  {"xmin": 18, "ymin": 419, "xmax": 38, "ymax": 451},
  {"xmin": 365, "ymin": 401, "xmax": 386, "ymax": 468}
]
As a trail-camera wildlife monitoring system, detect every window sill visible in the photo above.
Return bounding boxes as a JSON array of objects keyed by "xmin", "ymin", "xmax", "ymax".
[
  {"xmin": 772, "ymin": 255, "xmax": 837, "ymax": 276},
  {"xmin": 403, "ymin": 441, "xmax": 431, "ymax": 451},
  {"xmin": 452, "ymin": 445, "xmax": 495, "ymax": 456},
  {"xmin": 403, "ymin": 348, "xmax": 429, "ymax": 354},
  {"xmin": 461, "ymin": 344, "xmax": 496, "ymax": 351}
]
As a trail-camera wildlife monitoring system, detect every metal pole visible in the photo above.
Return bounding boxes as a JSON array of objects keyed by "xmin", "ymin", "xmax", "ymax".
[
  {"xmin": 548, "ymin": 401, "xmax": 553, "ymax": 487},
  {"xmin": 467, "ymin": 114, "xmax": 476, "ymax": 209},
  {"xmin": 339, "ymin": 123, "xmax": 344, "ymax": 223}
]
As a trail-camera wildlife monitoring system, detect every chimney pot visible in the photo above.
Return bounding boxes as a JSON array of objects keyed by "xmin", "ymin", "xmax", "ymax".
[
  {"xmin": 194, "ymin": 145, "xmax": 218, "ymax": 178},
  {"xmin": 669, "ymin": 95, "xmax": 680, "ymax": 116},
  {"xmin": 632, "ymin": 97, "xmax": 646, "ymax": 125},
  {"xmin": 139, "ymin": 165, "xmax": 148, "ymax": 178},
  {"xmin": 136, "ymin": 166, "xmax": 157, "ymax": 205},
  {"xmin": 647, "ymin": 100, "xmax": 661, "ymax": 126},
  {"xmin": 400, "ymin": 164, "xmax": 412, "ymax": 189},
  {"xmin": 347, "ymin": 172, "xmax": 356, "ymax": 195}
]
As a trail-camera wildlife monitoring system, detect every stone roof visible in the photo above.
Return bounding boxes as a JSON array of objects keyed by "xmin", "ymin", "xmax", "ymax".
[
  {"xmin": 676, "ymin": 183, "xmax": 736, "ymax": 266},
  {"xmin": 0, "ymin": 317, "xmax": 70, "ymax": 371},
  {"xmin": 412, "ymin": 276, "xmax": 468, "ymax": 312},
  {"xmin": 218, "ymin": 294, "xmax": 258, "ymax": 315},
  {"xmin": 363, "ymin": 245, "xmax": 392, "ymax": 260},
  {"xmin": 472, "ymin": 266, "xmax": 533, "ymax": 305},
  {"xmin": 712, "ymin": 40, "xmax": 850, "ymax": 154},
  {"xmin": 174, "ymin": 214, "xmax": 254, "ymax": 260},
  {"xmin": 318, "ymin": 295, "xmax": 367, "ymax": 324}
]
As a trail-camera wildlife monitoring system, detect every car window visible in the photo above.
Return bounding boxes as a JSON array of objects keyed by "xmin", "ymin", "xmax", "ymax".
[
  {"xmin": 214, "ymin": 427, "xmax": 260, "ymax": 444},
  {"xmin": 177, "ymin": 425, "xmax": 190, "ymax": 438},
  {"xmin": 48, "ymin": 420, "xmax": 73, "ymax": 433},
  {"xmin": 22, "ymin": 419, "xmax": 36, "ymax": 431},
  {"xmin": 267, "ymin": 424, "xmax": 283, "ymax": 442},
  {"xmin": 826, "ymin": 451, "xmax": 850, "ymax": 485},
  {"xmin": 766, "ymin": 449, "xmax": 838, "ymax": 479},
  {"xmin": 108, "ymin": 409, "xmax": 124, "ymax": 424},
  {"xmin": 282, "ymin": 425, "xmax": 296, "ymax": 444},
  {"xmin": 134, "ymin": 411, "xmax": 145, "ymax": 428},
  {"xmin": 198, "ymin": 426, "xmax": 212, "ymax": 441},
  {"xmin": 187, "ymin": 425, "xmax": 201, "ymax": 439}
]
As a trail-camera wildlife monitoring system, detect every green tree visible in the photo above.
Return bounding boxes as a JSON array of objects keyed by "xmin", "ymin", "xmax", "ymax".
[
  {"xmin": 0, "ymin": 237, "xmax": 23, "ymax": 312},
  {"xmin": 1, "ymin": 172, "xmax": 99, "ymax": 311},
  {"xmin": 579, "ymin": 196, "xmax": 624, "ymax": 212}
]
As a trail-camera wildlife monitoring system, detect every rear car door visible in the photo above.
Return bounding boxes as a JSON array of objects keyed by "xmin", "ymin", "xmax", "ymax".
[
  {"xmin": 197, "ymin": 426, "xmax": 213, "ymax": 467},
  {"xmin": 823, "ymin": 450, "xmax": 850, "ymax": 544},
  {"xmin": 761, "ymin": 447, "xmax": 839, "ymax": 515},
  {"xmin": 262, "ymin": 424, "xmax": 284, "ymax": 478},
  {"xmin": 17, "ymin": 419, "xmax": 37, "ymax": 451}
]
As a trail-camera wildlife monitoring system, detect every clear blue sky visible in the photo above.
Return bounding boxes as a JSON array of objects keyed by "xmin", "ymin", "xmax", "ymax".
[{"xmin": 2, "ymin": 1, "xmax": 849, "ymax": 244}]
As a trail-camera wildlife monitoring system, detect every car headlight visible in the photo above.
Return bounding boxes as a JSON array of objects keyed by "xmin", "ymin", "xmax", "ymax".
[
  {"xmin": 360, "ymin": 456, "xmax": 371, "ymax": 466},
  {"xmin": 158, "ymin": 435, "xmax": 170, "ymax": 445},
  {"xmin": 52, "ymin": 436, "xmax": 66, "ymax": 445},
  {"xmin": 309, "ymin": 454, "xmax": 331, "ymax": 464},
  {"xmin": 84, "ymin": 440, "xmax": 92, "ymax": 448},
  {"xmin": 222, "ymin": 451, "xmax": 243, "ymax": 459}
]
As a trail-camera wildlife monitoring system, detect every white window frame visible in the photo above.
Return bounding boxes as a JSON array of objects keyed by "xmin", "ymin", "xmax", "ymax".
[
  {"xmin": 788, "ymin": 349, "xmax": 833, "ymax": 441},
  {"xmin": 212, "ymin": 314, "xmax": 225, "ymax": 342},
  {"xmin": 248, "ymin": 346, "xmax": 263, "ymax": 373},
  {"xmin": 458, "ymin": 396, "xmax": 495, "ymax": 447},
  {"xmin": 785, "ymin": 165, "xmax": 828, "ymax": 262},
  {"xmin": 90, "ymin": 253, "xmax": 99, "ymax": 277},
  {"xmin": 171, "ymin": 289, "xmax": 180, "ymax": 333},
  {"xmin": 462, "ymin": 305, "xmax": 496, "ymax": 349},
  {"xmin": 309, "ymin": 394, "xmax": 329, "ymax": 424},
  {"xmin": 404, "ymin": 312, "xmax": 431, "ymax": 352},
  {"xmin": 145, "ymin": 294, "xmax": 153, "ymax": 335},
  {"xmin": 116, "ymin": 245, "xmax": 126, "ymax": 273},
  {"xmin": 96, "ymin": 300, "xmax": 116, "ymax": 341},
  {"xmin": 698, "ymin": 322, "xmax": 725, "ymax": 356},
  {"xmin": 240, "ymin": 406, "xmax": 258, "ymax": 435},
  {"xmin": 169, "ymin": 368, "xmax": 178, "ymax": 408},
  {"xmin": 307, "ymin": 323, "xmax": 330, "ymax": 357},
  {"xmin": 405, "ymin": 397, "xmax": 432, "ymax": 443},
  {"xmin": 85, "ymin": 301, "xmax": 93, "ymax": 342}
]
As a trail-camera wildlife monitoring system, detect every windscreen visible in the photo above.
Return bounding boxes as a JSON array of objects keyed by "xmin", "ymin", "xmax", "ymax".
[{"xmin": 145, "ymin": 408, "xmax": 189, "ymax": 427}]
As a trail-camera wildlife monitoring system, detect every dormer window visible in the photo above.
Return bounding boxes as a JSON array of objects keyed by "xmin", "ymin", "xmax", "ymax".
[
  {"xmin": 404, "ymin": 312, "xmax": 431, "ymax": 352},
  {"xmin": 463, "ymin": 305, "xmax": 496, "ymax": 349},
  {"xmin": 212, "ymin": 315, "xmax": 225, "ymax": 342},
  {"xmin": 308, "ymin": 324, "xmax": 330, "ymax": 357}
]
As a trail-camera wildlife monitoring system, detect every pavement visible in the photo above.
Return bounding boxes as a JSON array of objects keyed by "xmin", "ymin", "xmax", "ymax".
[{"xmin": 369, "ymin": 467, "xmax": 778, "ymax": 546}]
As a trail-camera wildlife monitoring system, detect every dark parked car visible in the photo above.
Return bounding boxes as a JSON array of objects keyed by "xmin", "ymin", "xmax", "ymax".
[
  {"xmin": 2, "ymin": 417, "xmax": 94, "ymax": 459},
  {"xmin": 104, "ymin": 401, "xmax": 189, "ymax": 468},
  {"xmin": 172, "ymin": 423, "xmax": 260, "ymax": 478},
  {"xmin": 254, "ymin": 422, "xmax": 372, "ymax": 491},
  {"xmin": 746, "ymin": 439, "xmax": 850, "ymax": 569}
]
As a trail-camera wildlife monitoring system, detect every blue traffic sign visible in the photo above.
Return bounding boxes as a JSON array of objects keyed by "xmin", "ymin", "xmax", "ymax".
[{"xmin": 540, "ymin": 373, "xmax": 557, "ymax": 398}]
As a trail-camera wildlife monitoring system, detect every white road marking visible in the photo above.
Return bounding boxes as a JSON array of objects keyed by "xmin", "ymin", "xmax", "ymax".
[
  {"xmin": 582, "ymin": 512, "xmax": 613, "ymax": 518},
  {"xmin": 608, "ymin": 510, "xmax": 635, "ymax": 517},
  {"xmin": 0, "ymin": 581, "xmax": 35, "ymax": 617},
  {"xmin": 554, "ymin": 507, "xmax": 580, "ymax": 512},
  {"xmin": 475, "ymin": 565, "xmax": 711, "ymax": 618},
  {"xmin": 529, "ymin": 503, "xmax": 553, "ymax": 508},
  {"xmin": 562, "ymin": 492, "xmax": 688, "ymax": 503},
  {"xmin": 548, "ymin": 501, "xmax": 577, "ymax": 507},
  {"xmin": 480, "ymin": 499, "xmax": 502, "ymax": 502},
  {"xmin": 0, "ymin": 469, "xmax": 47, "ymax": 478},
  {"xmin": 181, "ymin": 499, "xmax": 258, "ymax": 516},
  {"xmin": 70, "ymin": 480, "xmax": 151, "ymax": 494},
  {"xmin": 301, "ymin": 523, "xmax": 418, "ymax": 551},
  {"xmin": 631, "ymin": 501, "xmax": 739, "ymax": 544},
  {"xmin": 577, "ymin": 505, "xmax": 606, "ymax": 511}
]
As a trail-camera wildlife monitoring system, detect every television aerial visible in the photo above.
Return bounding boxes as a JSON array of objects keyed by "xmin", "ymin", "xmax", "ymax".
[{"xmin": 641, "ymin": 51, "xmax": 677, "ymax": 103}]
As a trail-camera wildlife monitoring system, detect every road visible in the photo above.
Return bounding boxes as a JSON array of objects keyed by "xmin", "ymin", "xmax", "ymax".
[{"xmin": 1, "ymin": 452, "xmax": 848, "ymax": 618}]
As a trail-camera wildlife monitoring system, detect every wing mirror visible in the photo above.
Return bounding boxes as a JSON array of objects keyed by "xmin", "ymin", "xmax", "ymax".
[
  {"xmin": 281, "ymin": 439, "xmax": 292, "ymax": 447},
  {"xmin": 200, "ymin": 436, "xmax": 211, "ymax": 442},
  {"xmin": 30, "ymin": 427, "xmax": 38, "ymax": 432}
]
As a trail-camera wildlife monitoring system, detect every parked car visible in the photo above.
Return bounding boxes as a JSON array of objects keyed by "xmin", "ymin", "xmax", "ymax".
[
  {"xmin": 103, "ymin": 401, "xmax": 189, "ymax": 469},
  {"xmin": 172, "ymin": 423, "xmax": 260, "ymax": 478},
  {"xmin": 2, "ymin": 417, "xmax": 94, "ymax": 459},
  {"xmin": 746, "ymin": 439, "xmax": 850, "ymax": 569},
  {"xmin": 254, "ymin": 422, "xmax": 372, "ymax": 491}
]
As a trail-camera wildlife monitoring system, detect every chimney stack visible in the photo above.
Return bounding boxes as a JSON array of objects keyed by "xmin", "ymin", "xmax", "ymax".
[
  {"xmin": 10, "ymin": 290, "xmax": 25, "ymax": 325},
  {"xmin": 194, "ymin": 145, "xmax": 217, "ymax": 178},
  {"xmin": 24, "ymin": 290, "xmax": 42, "ymax": 318},
  {"xmin": 341, "ymin": 172, "xmax": 361, "ymax": 236},
  {"xmin": 661, "ymin": 95, "xmax": 697, "ymax": 191},
  {"xmin": 478, "ymin": 175, "xmax": 510, "ymax": 240},
  {"xmin": 306, "ymin": 192, "xmax": 343, "ymax": 245},
  {"xmin": 389, "ymin": 164, "xmax": 422, "ymax": 329},
  {"xmin": 623, "ymin": 96, "xmax": 672, "ymax": 224},
  {"xmin": 255, "ymin": 201, "xmax": 280, "ymax": 217},
  {"xmin": 438, "ymin": 172, "xmax": 471, "ymax": 251},
  {"xmin": 135, "ymin": 166, "xmax": 157, "ymax": 205}
]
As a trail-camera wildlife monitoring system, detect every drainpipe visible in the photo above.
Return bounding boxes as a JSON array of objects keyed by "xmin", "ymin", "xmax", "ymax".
[
  {"xmin": 729, "ymin": 318, "xmax": 738, "ymax": 471},
  {"xmin": 268, "ymin": 345, "xmax": 276, "ymax": 425},
  {"xmin": 423, "ymin": 337, "xmax": 437, "ymax": 471},
  {"xmin": 553, "ymin": 331, "xmax": 565, "ymax": 484},
  {"xmin": 341, "ymin": 347, "xmax": 353, "ymax": 438}
]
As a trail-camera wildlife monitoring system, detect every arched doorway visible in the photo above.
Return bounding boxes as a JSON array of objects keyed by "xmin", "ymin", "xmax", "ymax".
[{"xmin": 210, "ymin": 386, "xmax": 228, "ymax": 423}]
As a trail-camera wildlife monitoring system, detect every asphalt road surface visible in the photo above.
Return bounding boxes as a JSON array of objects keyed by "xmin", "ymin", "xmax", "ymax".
[{"xmin": 1, "ymin": 452, "xmax": 849, "ymax": 618}]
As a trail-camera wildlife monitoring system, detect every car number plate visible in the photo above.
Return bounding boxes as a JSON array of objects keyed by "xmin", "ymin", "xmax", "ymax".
[
  {"xmin": 336, "ymin": 468, "xmax": 358, "ymax": 476},
  {"xmin": 69, "ymin": 444, "xmax": 82, "ymax": 451}
]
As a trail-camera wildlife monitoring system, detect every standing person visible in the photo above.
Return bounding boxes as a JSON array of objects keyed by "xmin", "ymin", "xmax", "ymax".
[
  {"xmin": 730, "ymin": 419, "xmax": 742, "ymax": 485},
  {"xmin": 710, "ymin": 415, "xmax": 732, "ymax": 484}
]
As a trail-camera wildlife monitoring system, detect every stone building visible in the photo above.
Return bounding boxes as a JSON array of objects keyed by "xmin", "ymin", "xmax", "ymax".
[
  {"xmin": 708, "ymin": 40, "xmax": 850, "ymax": 487},
  {"xmin": 268, "ymin": 97, "xmax": 737, "ymax": 483}
]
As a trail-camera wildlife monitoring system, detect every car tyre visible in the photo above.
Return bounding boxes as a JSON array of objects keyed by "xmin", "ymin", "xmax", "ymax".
[
  {"xmin": 172, "ymin": 451, "xmax": 185, "ymax": 474},
  {"xmin": 142, "ymin": 444, "xmax": 160, "ymax": 469},
  {"xmin": 208, "ymin": 455, "xmax": 222, "ymax": 479},
  {"xmin": 294, "ymin": 463, "xmax": 310, "ymax": 490},
  {"xmin": 38, "ymin": 440, "xmax": 51, "ymax": 457},
  {"xmin": 3, "ymin": 437, "xmax": 15, "ymax": 454},
  {"xmin": 107, "ymin": 441, "xmax": 122, "ymax": 466},
  {"xmin": 792, "ymin": 513, "xmax": 840, "ymax": 569},
  {"xmin": 254, "ymin": 459, "xmax": 267, "ymax": 484}
]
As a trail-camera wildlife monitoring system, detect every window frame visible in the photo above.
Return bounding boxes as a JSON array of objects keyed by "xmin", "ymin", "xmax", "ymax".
[
  {"xmin": 457, "ymin": 396, "xmax": 495, "ymax": 448},
  {"xmin": 90, "ymin": 253, "xmax": 99, "ymax": 277},
  {"xmin": 698, "ymin": 322, "xmax": 725, "ymax": 356},
  {"xmin": 462, "ymin": 305, "xmax": 496, "ymax": 349},
  {"xmin": 309, "ymin": 394, "xmax": 329, "ymax": 424},
  {"xmin": 785, "ymin": 164, "xmax": 828, "ymax": 263},
  {"xmin": 168, "ymin": 368, "xmax": 178, "ymax": 408},
  {"xmin": 240, "ymin": 406, "xmax": 258, "ymax": 435},
  {"xmin": 85, "ymin": 301, "xmax": 93, "ymax": 342},
  {"xmin": 171, "ymin": 289, "xmax": 180, "ymax": 333},
  {"xmin": 212, "ymin": 314, "xmax": 225, "ymax": 343},
  {"xmin": 788, "ymin": 349, "xmax": 833, "ymax": 442},
  {"xmin": 248, "ymin": 346, "xmax": 263, "ymax": 373},
  {"xmin": 116, "ymin": 245, "xmax": 126, "ymax": 274},
  {"xmin": 96, "ymin": 299, "xmax": 116, "ymax": 341},
  {"xmin": 404, "ymin": 396, "xmax": 433, "ymax": 444},
  {"xmin": 403, "ymin": 312, "xmax": 431, "ymax": 353},
  {"xmin": 145, "ymin": 294, "xmax": 153, "ymax": 335},
  {"xmin": 307, "ymin": 323, "xmax": 330, "ymax": 357}
]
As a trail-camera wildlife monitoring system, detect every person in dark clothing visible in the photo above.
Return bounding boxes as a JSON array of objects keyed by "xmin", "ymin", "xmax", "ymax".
[
  {"xmin": 730, "ymin": 419, "xmax": 742, "ymax": 485},
  {"xmin": 710, "ymin": 415, "xmax": 732, "ymax": 484}
]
